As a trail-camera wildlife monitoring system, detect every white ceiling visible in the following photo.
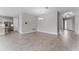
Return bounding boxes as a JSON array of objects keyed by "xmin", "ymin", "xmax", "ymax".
[
  {"xmin": 0, "ymin": 7, "xmax": 78, "ymax": 17},
  {"xmin": 57, "ymin": 7, "xmax": 78, "ymax": 12},
  {"xmin": 0, "ymin": 7, "xmax": 52, "ymax": 17}
]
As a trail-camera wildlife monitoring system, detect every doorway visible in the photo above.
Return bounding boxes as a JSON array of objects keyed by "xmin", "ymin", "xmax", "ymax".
[
  {"xmin": 63, "ymin": 17, "xmax": 75, "ymax": 31},
  {"xmin": 57, "ymin": 11, "xmax": 75, "ymax": 35}
]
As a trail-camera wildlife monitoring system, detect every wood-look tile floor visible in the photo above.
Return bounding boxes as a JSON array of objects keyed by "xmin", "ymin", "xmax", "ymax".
[{"xmin": 0, "ymin": 31, "xmax": 79, "ymax": 51}]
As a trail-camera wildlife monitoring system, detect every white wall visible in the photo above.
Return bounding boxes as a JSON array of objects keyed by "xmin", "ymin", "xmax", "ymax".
[
  {"xmin": 75, "ymin": 13, "xmax": 79, "ymax": 34},
  {"xmin": 19, "ymin": 13, "xmax": 38, "ymax": 34},
  {"xmin": 18, "ymin": 15, "xmax": 22, "ymax": 33},
  {"xmin": 74, "ymin": 8, "xmax": 79, "ymax": 34},
  {"xmin": 37, "ymin": 9, "xmax": 57, "ymax": 35},
  {"xmin": 13, "ymin": 16, "xmax": 19, "ymax": 32}
]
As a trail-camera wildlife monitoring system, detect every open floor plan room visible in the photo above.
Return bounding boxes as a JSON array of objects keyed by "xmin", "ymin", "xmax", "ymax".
[{"xmin": 0, "ymin": 7, "xmax": 79, "ymax": 51}]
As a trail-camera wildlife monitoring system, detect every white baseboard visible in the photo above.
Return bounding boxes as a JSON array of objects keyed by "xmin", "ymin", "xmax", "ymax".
[
  {"xmin": 18, "ymin": 30, "xmax": 57, "ymax": 35},
  {"xmin": 19, "ymin": 31, "xmax": 36, "ymax": 34},
  {"xmin": 37, "ymin": 30, "xmax": 57, "ymax": 35}
]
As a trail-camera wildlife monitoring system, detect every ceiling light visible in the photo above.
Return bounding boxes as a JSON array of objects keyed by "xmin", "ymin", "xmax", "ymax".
[{"xmin": 38, "ymin": 17, "xmax": 44, "ymax": 21}]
